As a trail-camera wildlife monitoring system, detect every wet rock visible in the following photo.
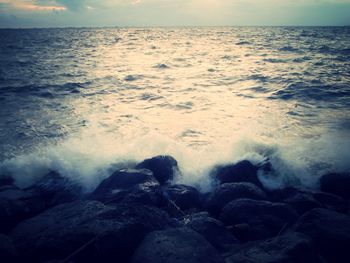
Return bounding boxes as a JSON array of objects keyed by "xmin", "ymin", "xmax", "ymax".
[
  {"xmin": 11, "ymin": 200, "xmax": 174, "ymax": 263},
  {"xmin": 163, "ymin": 184, "xmax": 201, "ymax": 210},
  {"xmin": 0, "ymin": 234, "xmax": 17, "ymax": 261},
  {"xmin": 118, "ymin": 184, "xmax": 167, "ymax": 207},
  {"xmin": 313, "ymin": 192, "xmax": 347, "ymax": 213},
  {"xmin": 0, "ymin": 186, "xmax": 46, "ymax": 233},
  {"xmin": 186, "ymin": 212, "xmax": 239, "ymax": 252},
  {"xmin": 0, "ymin": 171, "xmax": 83, "ymax": 233},
  {"xmin": 205, "ymin": 182, "xmax": 267, "ymax": 216},
  {"xmin": 131, "ymin": 227, "xmax": 225, "ymax": 263},
  {"xmin": 320, "ymin": 173, "xmax": 350, "ymax": 199},
  {"xmin": 220, "ymin": 198, "xmax": 298, "ymax": 241},
  {"xmin": 294, "ymin": 208, "xmax": 350, "ymax": 263},
  {"xmin": 221, "ymin": 198, "xmax": 298, "ymax": 226},
  {"xmin": 0, "ymin": 185, "xmax": 31, "ymax": 200},
  {"xmin": 211, "ymin": 160, "xmax": 262, "ymax": 187},
  {"xmin": 225, "ymin": 231, "xmax": 320, "ymax": 263},
  {"xmin": 267, "ymin": 187, "xmax": 322, "ymax": 215},
  {"xmin": 267, "ymin": 187, "xmax": 303, "ymax": 201},
  {"xmin": 26, "ymin": 171, "xmax": 83, "ymax": 207},
  {"xmin": 282, "ymin": 192, "xmax": 321, "ymax": 215},
  {"xmin": 0, "ymin": 175, "xmax": 14, "ymax": 187},
  {"xmin": 89, "ymin": 169, "xmax": 159, "ymax": 202},
  {"xmin": 135, "ymin": 155, "xmax": 179, "ymax": 185}
]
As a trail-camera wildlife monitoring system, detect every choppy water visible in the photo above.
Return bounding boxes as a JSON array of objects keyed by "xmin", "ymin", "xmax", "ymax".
[{"xmin": 0, "ymin": 27, "xmax": 349, "ymax": 191}]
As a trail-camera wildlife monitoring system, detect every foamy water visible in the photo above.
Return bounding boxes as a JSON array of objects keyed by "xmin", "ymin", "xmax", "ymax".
[{"xmin": 0, "ymin": 27, "xmax": 349, "ymax": 191}]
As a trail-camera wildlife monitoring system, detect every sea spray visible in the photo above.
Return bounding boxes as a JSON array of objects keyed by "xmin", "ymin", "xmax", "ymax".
[{"xmin": 1, "ymin": 127, "xmax": 349, "ymax": 192}]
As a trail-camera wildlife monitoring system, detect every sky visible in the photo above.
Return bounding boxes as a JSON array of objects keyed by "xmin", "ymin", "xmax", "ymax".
[{"xmin": 0, "ymin": 0, "xmax": 350, "ymax": 27}]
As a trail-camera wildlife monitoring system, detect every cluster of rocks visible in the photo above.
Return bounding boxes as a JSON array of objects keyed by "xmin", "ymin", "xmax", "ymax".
[{"xmin": 0, "ymin": 155, "xmax": 350, "ymax": 263}]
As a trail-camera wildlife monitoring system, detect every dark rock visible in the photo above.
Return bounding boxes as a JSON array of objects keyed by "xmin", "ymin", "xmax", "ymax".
[
  {"xmin": 0, "ymin": 186, "xmax": 46, "ymax": 233},
  {"xmin": 118, "ymin": 184, "xmax": 167, "ymax": 207},
  {"xmin": 95, "ymin": 185, "xmax": 165, "ymax": 208},
  {"xmin": 211, "ymin": 160, "xmax": 262, "ymax": 187},
  {"xmin": 0, "ymin": 185, "xmax": 30, "ymax": 200},
  {"xmin": 267, "ymin": 187, "xmax": 302, "ymax": 201},
  {"xmin": 282, "ymin": 192, "xmax": 321, "ymax": 215},
  {"xmin": 131, "ymin": 227, "xmax": 225, "ymax": 263},
  {"xmin": 205, "ymin": 182, "xmax": 267, "ymax": 216},
  {"xmin": 163, "ymin": 184, "xmax": 201, "ymax": 210},
  {"xmin": 0, "ymin": 171, "xmax": 82, "ymax": 233},
  {"xmin": 0, "ymin": 175, "xmax": 14, "ymax": 187},
  {"xmin": 267, "ymin": 187, "xmax": 322, "ymax": 215},
  {"xmin": 320, "ymin": 173, "xmax": 350, "ymax": 199},
  {"xmin": 135, "ymin": 155, "xmax": 179, "ymax": 185},
  {"xmin": 26, "ymin": 171, "xmax": 83, "ymax": 207},
  {"xmin": 186, "ymin": 212, "xmax": 239, "ymax": 252},
  {"xmin": 220, "ymin": 198, "xmax": 298, "ymax": 241},
  {"xmin": 0, "ymin": 234, "xmax": 17, "ymax": 261},
  {"xmin": 294, "ymin": 208, "xmax": 350, "ymax": 263},
  {"xmin": 0, "ymin": 184, "xmax": 16, "ymax": 192},
  {"xmin": 11, "ymin": 200, "xmax": 174, "ymax": 263},
  {"xmin": 225, "ymin": 231, "xmax": 320, "ymax": 263},
  {"xmin": 221, "ymin": 198, "xmax": 298, "ymax": 225},
  {"xmin": 313, "ymin": 192, "xmax": 347, "ymax": 213},
  {"xmin": 89, "ymin": 169, "xmax": 159, "ymax": 202}
]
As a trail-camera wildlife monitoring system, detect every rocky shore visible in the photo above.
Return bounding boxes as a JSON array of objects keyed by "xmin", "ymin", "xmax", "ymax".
[{"xmin": 0, "ymin": 155, "xmax": 350, "ymax": 263}]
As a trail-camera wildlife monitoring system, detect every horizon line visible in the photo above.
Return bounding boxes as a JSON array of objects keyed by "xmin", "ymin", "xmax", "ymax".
[{"xmin": 1, "ymin": 25, "xmax": 350, "ymax": 30}]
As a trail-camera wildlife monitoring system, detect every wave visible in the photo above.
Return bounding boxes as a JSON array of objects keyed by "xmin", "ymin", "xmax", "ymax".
[
  {"xmin": 269, "ymin": 82, "xmax": 350, "ymax": 103},
  {"xmin": 153, "ymin": 63, "xmax": 169, "ymax": 69},
  {"xmin": 278, "ymin": 46, "xmax": 299, "ymax": 52},
  {"xmin": 0, "ymin": 82, "xmax": 87, "ymax": 97},
  {"xmin": 1, "ymin": 127, "xmax": 349, "ymax": 193},
  {"xmin": 263, "ymin": 58, "xmax": 288, "ymax": 63}
]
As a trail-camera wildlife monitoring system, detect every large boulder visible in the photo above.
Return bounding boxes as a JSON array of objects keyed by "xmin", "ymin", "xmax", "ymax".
[
  {"xmin": 117, "ymin": 184, "xmax": 167, "ymax": 207},
  {"xmin": 294, "ymin": 208, "xmax": 350, "ymax": 263},
  {"xmin": 220, "ymin": 198, "xmax": 298, "ymax": 241},
  {"xmin": 319, "ymin": 173, "xmax": 350, "ymax": 199},
  {"xmin": 131, "ymin": 227, "xmax": 225, "ymax": 263},
  {"xmin": 267, "ymin": 187, "xmax": 322, "ymax": 215},
  {"xmin": 186, "ymin": 212, "xmax": 239, "ymax": 252},
  {"xmin": 89, "ymin": 169, "xmax": 159, "ymax": 202},
  {"xmin": 0, "ymin": 175, "xmax": 14, "ymax": 187},
  {"xmin": 211, "ymin": 160, "xmax": 262, "ymax": 187},
  {"xmin": 225, "ymin": 231, "xmax": 320, "ymax": 263},
  {"xmin": 163, "ymin": 184, "xmax": 201, "ymax": 211},
  {"xmin": 11, "ymin": 201, "xmax": 174, "ymax": 263},
  {"xmin": 135, "ymin": 155, "xmax": 180, "ymax": 185},
  {"xmin": 0, "ymin": 234, "xmax": 18, "ymax": 261},
  {"xmin": 283, "ymin": 193, "xmax": 321, "ymax": 215},
  {"xmin": 26, "ymin": 171, "xmax": 83, "ymax": 207},
  {"xmin": 205, "ymin": 182, "xmax": 267, "ymax": 216},
  {"xmin": 0, "ymin": 171, "xmax": 83, "ymax": 234},
  {"xmin": 0, "ymin": 185, "xmax": 46, "ymax": 233},
  {"xmin": 313, "ymin": 192, "xmax": 347, "ymax": 213}
]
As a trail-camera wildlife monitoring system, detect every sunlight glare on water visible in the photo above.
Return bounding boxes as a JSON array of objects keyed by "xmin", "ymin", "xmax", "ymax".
[{"xmin": 0, "ymin": 27, "xmax": 349, "ymax": 190}]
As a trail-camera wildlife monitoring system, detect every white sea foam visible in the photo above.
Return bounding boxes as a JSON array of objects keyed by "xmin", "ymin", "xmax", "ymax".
[{"xmin": 1, "ymin": 125, "xmax": 349, "ymax": 193}]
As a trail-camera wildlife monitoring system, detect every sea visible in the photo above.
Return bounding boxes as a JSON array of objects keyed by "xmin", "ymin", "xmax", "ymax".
[{"xmin": 0, "ymin": 27, "xmax": 349, "ymax": 191}]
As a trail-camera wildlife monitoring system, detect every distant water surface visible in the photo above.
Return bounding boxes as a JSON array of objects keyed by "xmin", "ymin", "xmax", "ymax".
[{"xmin": 0, "ymin": 27, "xmax": 349, "ymax": 190}]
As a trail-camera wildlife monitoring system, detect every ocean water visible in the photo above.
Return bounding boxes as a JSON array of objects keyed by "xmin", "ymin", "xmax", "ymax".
[{"xmin": 0, "ymin": 27, "xmax": 349, "ymax": 191}]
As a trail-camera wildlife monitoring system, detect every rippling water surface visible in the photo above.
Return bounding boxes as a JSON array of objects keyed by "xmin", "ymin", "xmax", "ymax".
[{"xmin": 0, "ymin": 27, "xmax": 349, "ymax": 190}]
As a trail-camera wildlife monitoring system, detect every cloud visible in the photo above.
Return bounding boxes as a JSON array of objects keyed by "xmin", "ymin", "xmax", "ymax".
[
  {"xmin": 55, "ymin": 0, "xmax": 86, "ymax": 11},
  {"xmin": 1, "ymin": 0, "xmax": 350, "ymax": 26},
  {"xmin": 0, "ymin": 0, "xmax": 66, "ymax": 11}
]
